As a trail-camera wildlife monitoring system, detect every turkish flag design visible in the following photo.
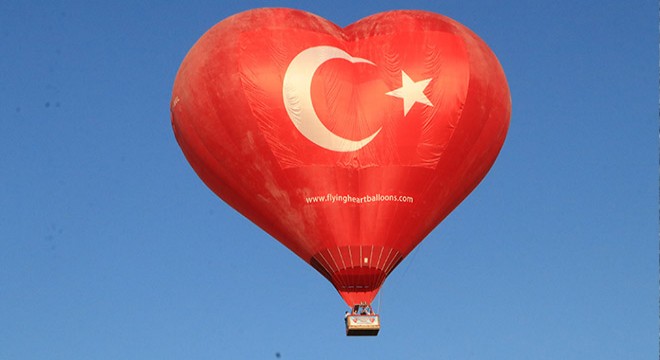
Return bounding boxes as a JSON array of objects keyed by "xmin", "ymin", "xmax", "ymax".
[
  {"xmin": 238, "ymin": 29, "xmax": 468, "ymax": 168},
  {"xmin": 171, "ymin": 8, "xmax": 510, "ymax": 306}
]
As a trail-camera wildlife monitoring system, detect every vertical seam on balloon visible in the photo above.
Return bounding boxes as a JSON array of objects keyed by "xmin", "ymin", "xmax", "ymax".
[
  {"xmin": 382, "ymin": 248, "xmax": 394, "ymax": 273},
  {"xmin": 380, "ymin": 252, "xmax": 390, "ymax": 284},
  {"xmin": 327, "ymin": 248, "xmax": 348, "ymax": 289},
  {"xmin": 346, "ymin": 245, "xmax": 355, "ymax": 288},
  {"xmin": 375, "ymin": 246, "xmax": 384, "ymax": 270},
  {"xmin": 375, "ymin": 247, "xmax": 388, "ymax": 292},
  {"xmin": 317, "ymin": 252, "xmax": 333, "ymax": 274},
  {"xmin": 317, "ymin": 252, "xmax": 343, "ymax": 289},
  {"xmin": 382, "ymin": 249, "xmax": 397, "ymax": 275},
  {"xmin": 338, "ymin": 246, "xmax": 347, "ymax": 270},
  {"xmin": 348, "ymin": 245, "xmax": 354, "ymax": 268},
  {"xmin": 368, "ymin": 245, "xmax": 376, "ymax": 291},
  {"xmin": 359, "ymin": 246, "xmax": 363, "ymax": 268},
  {"xmin": 325, "ymin": 249, "xmax": 340, "ymax": 274},
  {"xmin": 385, "ymin": 250, "xmax": 402, "ymax": 276},
  {"xmin": 369, "ymin": 245, "xmax": 374, "ymax": 268},
  {"xmin": 326, "ymin": 249, "xmax": 348, "ymax": 290}
]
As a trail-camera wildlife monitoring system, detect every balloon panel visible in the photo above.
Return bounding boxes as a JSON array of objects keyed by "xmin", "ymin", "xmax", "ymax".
[{"xmin": 171, "ymin": 8, "xmax": 510, "ymax": 306}]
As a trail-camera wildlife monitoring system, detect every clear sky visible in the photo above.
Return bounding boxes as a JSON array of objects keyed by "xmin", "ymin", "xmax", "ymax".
[{"xmin": 1, "ymin": 1, "xmax": 656, "ymax": 359}]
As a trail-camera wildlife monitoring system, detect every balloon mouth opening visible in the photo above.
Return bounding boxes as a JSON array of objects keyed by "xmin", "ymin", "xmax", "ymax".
[{"xmin": 310, "ymin": 246, "xmax": 403, "ymax": 304}]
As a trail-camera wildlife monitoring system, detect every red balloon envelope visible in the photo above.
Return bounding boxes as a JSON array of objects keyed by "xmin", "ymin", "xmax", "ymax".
[{"xmin": 171, "ymin": 8, "xmax": 510, "ymax": 306}]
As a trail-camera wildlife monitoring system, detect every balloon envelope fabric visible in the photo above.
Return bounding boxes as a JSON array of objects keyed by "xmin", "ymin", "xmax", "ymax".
[{"xmin": 171, "ymin": 8, "xmax": 511, "ymax": 306}]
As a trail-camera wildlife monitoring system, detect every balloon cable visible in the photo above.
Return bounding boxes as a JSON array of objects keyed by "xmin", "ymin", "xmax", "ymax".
[
  {"xmin": 375, "ymin": 243, "xmax": 422, "ymax": 315},
  {"xmin": 377, "ymin": 288, "xmax": 382, "ymax": 314}
]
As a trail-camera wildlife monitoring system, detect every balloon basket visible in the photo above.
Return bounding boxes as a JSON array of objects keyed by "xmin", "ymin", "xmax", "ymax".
[{"xmin": 345, "ymin": 304, "xmax": 380, "ymax": 336}]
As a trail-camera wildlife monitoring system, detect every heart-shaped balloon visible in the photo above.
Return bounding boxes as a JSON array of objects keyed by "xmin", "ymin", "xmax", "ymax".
[{"xmin": 171, "ymin": 8, "xmax": 510, "ymax": 306}]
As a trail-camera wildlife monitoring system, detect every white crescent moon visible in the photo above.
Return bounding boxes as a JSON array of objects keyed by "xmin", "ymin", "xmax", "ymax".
[{"xmin": 282, "ymin": 46, "xmax": 381, "ymax": 152}]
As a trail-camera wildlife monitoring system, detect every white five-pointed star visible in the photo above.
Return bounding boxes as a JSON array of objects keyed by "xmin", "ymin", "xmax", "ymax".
[{"xmin": 385, "ymin": 71, "xmax": 433, "ymax": 116}]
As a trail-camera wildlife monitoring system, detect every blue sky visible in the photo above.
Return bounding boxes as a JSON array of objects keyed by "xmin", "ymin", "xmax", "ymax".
[{"xmin": 0, "ymin": 1, "xmax": 656, "ymax": 359}]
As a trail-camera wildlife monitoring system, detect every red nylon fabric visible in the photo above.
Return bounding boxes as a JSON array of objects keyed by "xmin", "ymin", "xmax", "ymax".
[{"xmin": 171, "ymin": 8, "xmax": 510, "ymax": 306}]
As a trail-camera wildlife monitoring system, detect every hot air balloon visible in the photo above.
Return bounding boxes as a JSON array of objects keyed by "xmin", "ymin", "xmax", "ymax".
[{"xmin": 171, "ymin": 8, "xmax": 510, "ymax": 336}]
